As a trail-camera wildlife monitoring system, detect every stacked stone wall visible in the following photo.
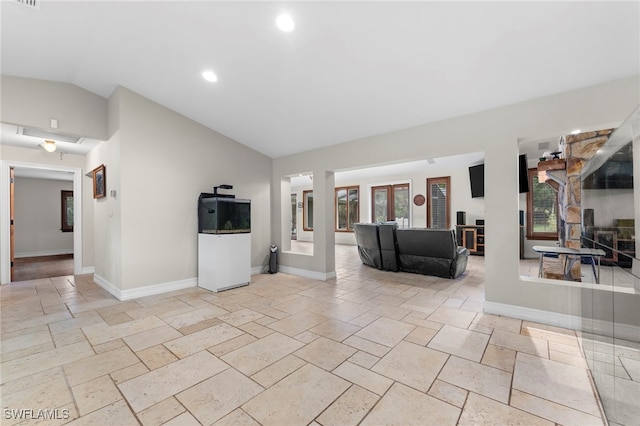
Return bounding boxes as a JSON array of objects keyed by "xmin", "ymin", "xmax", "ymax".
[{"xmin": 561, "ymin": 129, "xmax": 613, "ymax": 279}]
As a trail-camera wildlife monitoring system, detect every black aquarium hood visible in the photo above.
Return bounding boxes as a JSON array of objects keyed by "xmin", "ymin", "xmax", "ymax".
[{"xmin": 202, "ymin": 184, "xmax": 235, "ymax": 198}]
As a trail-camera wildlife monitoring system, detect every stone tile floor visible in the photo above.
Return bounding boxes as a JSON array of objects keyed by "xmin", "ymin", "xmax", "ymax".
[{"xmin": 0, "ymin": 245, "xmax": 620, "ymax": 425}]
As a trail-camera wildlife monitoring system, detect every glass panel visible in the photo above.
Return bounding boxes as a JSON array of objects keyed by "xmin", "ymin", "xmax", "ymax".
[
  {"xmin": 430, "ymin": 182, "xmax": 447, "ymax": 229},
  {"xmin": 532, "ymin": 174, "xmax": 558, "ymax": 233},
  {"xmin": 348, "ymin": 188, "xmax": 359, "ymax": 230},
  {"xmin": 336, "ymin": 188, "xmax": 347, "ymax": 230},
  {"xmin": 393, "ymin": 185, "xmax": 409, "ymax": 228},
  {"xmin": 580, "ymin": 105, "xmax": 639, "ymax": 425},
  {"xmin": 65, "ymin": 196, "xmax": 74, "ymax": 226},
  {"xmin": 373, "ymin": 187, "xmax": 388, "ymax": 223}
]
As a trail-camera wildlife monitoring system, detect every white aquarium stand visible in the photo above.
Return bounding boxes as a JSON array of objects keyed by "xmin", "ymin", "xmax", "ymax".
[{"xmin": 198, "ymin": 233, "xmax": 251, "ymax": 292}]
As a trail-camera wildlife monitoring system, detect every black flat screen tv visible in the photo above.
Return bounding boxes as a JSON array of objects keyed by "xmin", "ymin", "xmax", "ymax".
[
  {"xmin": 469, "ymin": 164, "xmax": 484, "ymax": 198},
  {"xmin": 469, "ymin": 155, "xmax": 528, "ymax": 198},
  {"xmin": 519, "ymin": 154, "xmax": 529, "ymax": 193}
]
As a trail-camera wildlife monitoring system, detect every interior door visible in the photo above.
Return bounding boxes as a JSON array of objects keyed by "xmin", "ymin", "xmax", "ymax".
[{"xmin": 10, "ymin": 167, "xmax": 15, "ymax": 281}]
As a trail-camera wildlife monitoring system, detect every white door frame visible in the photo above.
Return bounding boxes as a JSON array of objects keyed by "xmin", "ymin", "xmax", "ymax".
[{"xmin": 0, "ymin": 160, "xmax": 83, "ymax": 284}]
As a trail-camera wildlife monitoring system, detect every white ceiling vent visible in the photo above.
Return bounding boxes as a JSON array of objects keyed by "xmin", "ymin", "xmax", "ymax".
[
  {"xmin": 13, "ymin": 0, "xmax": 39, "ymax": 9},
  {"xmin": 18, "ymin": 126, "xmax": 84, "ymax": 144},
  {"xmin": 537, "ymin": 141, "xmax": 550, "ymax": 151}
]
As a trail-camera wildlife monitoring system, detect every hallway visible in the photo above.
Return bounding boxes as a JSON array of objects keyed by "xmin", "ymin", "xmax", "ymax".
[{"xmin": 12, "ymin": 254, "xmax": 74, "ymax": 282}]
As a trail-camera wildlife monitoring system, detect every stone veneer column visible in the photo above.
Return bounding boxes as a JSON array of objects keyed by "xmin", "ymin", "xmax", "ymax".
[{"xmin": 562, "ymin": 129, "xmax": 613, "ymax": 279}]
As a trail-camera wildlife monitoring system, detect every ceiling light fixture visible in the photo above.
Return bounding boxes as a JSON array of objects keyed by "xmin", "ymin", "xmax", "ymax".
[
  {"xmin": 42, "ymin": 139, "xmax": 56, "ymax": 153},
  {"xmin": 202, "ymin": 70, "xmax": 218, "ymax": 83},
  {"xmin": 276, "ymin": 14, "xmax": 295, "ymax": 32}
]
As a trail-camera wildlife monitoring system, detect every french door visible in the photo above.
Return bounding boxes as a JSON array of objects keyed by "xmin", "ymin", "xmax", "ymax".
[{"xmin": 371, "ymin": 184, "xmax": 409, "ymax": 228}]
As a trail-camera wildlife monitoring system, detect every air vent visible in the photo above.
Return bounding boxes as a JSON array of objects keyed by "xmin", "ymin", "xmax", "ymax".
[
  {"xmin": 538, "ymin": 141, "xmax": 550, "ymax": 151},
  {"xmin": 13, "ymin": 0, "xmax": 39, "ymax": 8},
  {"xmin": 18, "ymin": 126, "xmax": 83, "ymax": 144}
]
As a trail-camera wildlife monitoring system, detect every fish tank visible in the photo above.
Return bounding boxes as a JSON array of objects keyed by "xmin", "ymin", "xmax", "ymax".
[{"xmin": 198, "ymin": 194, "xmax": 251, "ymax": 234}]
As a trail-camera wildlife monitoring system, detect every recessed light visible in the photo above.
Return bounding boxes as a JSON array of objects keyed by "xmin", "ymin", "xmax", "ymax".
[
  {"xmin": 202, "ymin": 70, "xmax": 218, "ymax": 83},
  {"xmin": 276, "ymin": 14, "xmax": 295, "ymax": 32},
  {"xmin": 570, "ymin": 129, "xmax": 581, "ymax": 135}
]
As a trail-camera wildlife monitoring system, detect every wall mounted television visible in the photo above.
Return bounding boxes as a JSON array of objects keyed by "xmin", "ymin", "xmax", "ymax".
[
  {"xmin": 469, "ymin": 164, "xmax": 485, "ymax": 198},
  {"xmin": 469, "ymin": 154, "xmax": 529, "ymax": 198},
  {"xmin": 518, "ymin": 154, "xmax": 529, "ymax": 193}
]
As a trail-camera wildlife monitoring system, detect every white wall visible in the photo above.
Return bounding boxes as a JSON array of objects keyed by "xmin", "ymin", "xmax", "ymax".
[
  {"xmin": 272, "ymin": 75, "xmax": 640, "ymax": 326},
  {"xmin": 86, "ymin": 109, "xmax": 122, "ymax": 289},
  {"xmin": 1, "ymin": 75, "xmax": 108, "ymax": 140},
  {"xmin": 91, "ymin": 86, "xmax": 272, "ymax": 294},
  {"xmin": 13, "ymin": 177, "xmax": 73, "ymax": 257}
]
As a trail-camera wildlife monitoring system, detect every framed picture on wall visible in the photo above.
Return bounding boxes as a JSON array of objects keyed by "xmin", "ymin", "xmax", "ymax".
[{"xmin": 92, "ymin": 164, "xmax": 106, "ymax": 199}]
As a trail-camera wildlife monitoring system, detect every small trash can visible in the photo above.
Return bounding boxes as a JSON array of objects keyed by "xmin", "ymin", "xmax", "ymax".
[{"xmin": 269, "ymin": 245, "xmax": 278, "ymax": 274}]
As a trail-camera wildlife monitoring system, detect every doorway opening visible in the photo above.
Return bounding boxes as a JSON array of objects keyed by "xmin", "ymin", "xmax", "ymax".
[{"xmin": 0, "ymin": 161, "xmax": 84, "ymax": 284}]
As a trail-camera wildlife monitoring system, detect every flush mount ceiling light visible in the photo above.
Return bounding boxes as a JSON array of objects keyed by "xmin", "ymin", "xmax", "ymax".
[
  {"xmin": 42, "ymin": 139, "xmax": 56, "ymax": 152},
  {"xmin": 202, "ymin": 70, "xmax": 218, "ymax": 83},
  {"xmin": 18, "ymin": 126, "xmax": 83, "ymax": 143},
  {"xmin": 276, "ymin": 14, "xmax": 295, "ymax": 32}
]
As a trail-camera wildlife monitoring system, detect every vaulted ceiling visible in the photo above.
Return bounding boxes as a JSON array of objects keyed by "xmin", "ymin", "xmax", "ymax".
[{"xmin": 2, "ymin": 1, "xmax": 639, "ymax": 158}]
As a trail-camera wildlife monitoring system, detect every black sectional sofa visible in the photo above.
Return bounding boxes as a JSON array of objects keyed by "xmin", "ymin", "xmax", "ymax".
[{"xmin": 353, "ymin": 222, "xmax": 469, "ymax": 279}]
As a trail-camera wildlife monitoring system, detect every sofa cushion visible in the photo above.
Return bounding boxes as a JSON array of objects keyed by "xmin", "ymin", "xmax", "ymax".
[
  {"xmin": 353, "ymin": 223, "xmax": 383, "ymax": 269},
  {"xmin": 378, "ymin": 223, "xmax": 399, "ymax": 271},
  {"xmin": 395, "ymin": 228, "xmax": 468, "ymax": 278},
  {"xmin": 395, "ymin": 228, "xmax": 457, "ymax": 259}
]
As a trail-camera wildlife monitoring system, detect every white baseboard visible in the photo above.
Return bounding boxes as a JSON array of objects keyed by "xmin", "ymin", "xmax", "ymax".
[
  {"xmin": 92, "ymin": 274, "xmax": 122, "ymax": 299},
  {"xmin": 278, "ymin": 265, "xmax": 336, "ymax": 281},
  {"xmin": 15, "ymin": 249, "xmax": 73, "ymax": 258},
  {"xmin": 93, "ymin": 274, "xmax": 197, "ymax": 301},
  {"xmin": 81, "ymin": 266, "xmax": 95, "ymax": 275},
  {"xmin": 92, "ymin": 267, "xmax": 266, "ymax": 301},
  {"xmin": 484, "ymin": 301, "xmax": 640, "ymax": 342}
]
